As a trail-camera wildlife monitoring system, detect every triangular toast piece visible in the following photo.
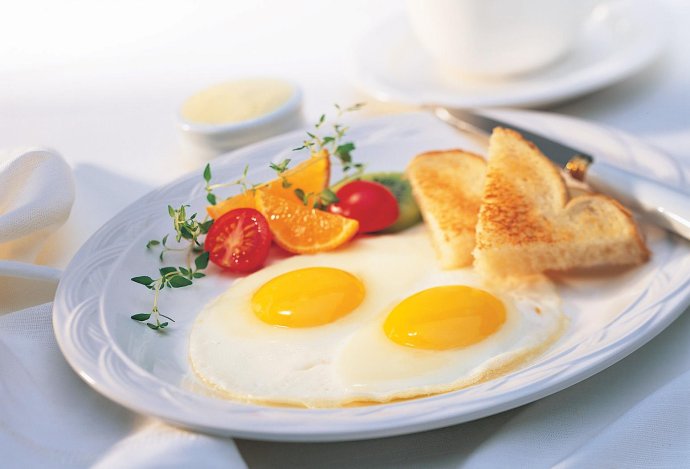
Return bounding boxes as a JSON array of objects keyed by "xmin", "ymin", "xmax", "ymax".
[
  {"xmin": 407, "ymin": 150, "xmax": 487, "ymax": 268},
  {"xmin": 474, "ymin": 127, "xmax": 649, "ymax": 277}
]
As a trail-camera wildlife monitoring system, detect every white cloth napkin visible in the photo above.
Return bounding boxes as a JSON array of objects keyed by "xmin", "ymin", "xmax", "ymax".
[
  {"xmin": 0, "ymin": 149, "xmax": 246, "ymax": 468},
  {"xmin": 0, "ymin": 148, "xmax": 72, "ymax": 282},
  {"xmin": 0, "ymin": 303, "xmax": 246, "ymax": 469},
  {"xmin": 0, "ymin": 148, "xmax": 74, "ymax": 257}
]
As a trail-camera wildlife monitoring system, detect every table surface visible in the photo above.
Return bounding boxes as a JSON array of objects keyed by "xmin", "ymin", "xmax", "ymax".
[{"xmin": 2, "ymin": 0, "xmax": 689, "ymax": 467}]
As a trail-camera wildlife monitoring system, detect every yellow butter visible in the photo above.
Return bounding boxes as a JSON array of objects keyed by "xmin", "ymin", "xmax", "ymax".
[{"xmin": 181, "ymin": 78, "xmax": 294, "ymax": 125}]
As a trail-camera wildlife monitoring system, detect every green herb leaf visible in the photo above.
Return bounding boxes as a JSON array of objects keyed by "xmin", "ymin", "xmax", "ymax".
[
  {"xmin": 169, "ymin": 275, "xmax": 193, "ymax": 288},
  {"xmin": 146, "ymin": 240, "xmax": 160, "ymax": 249},
  {"xmin": 195, "ymin": 251, "xmax": 210, "ymax": 270},
  {"xmin": 179, "ymin": 225, "xmax": 194, "ymax": 240},
  {"xmin": 203, "ymin": 163, "xmax": 212, "ymax": 182},
  {"xmin": 193, "ymin": 272, "xmax": 206, "ymax": 279},
  {"xmin": 179, "ymin": 266, "xmax": 190, "ymax": 276},
  {"xmin": 168, "ymin": 205, "xmax": 175, "ymax": 217},
  {"xmin": 131, "ymin": 313, "xmax": 151, "ymax": 321},
  {"xmin": 200, "ymin": 220, "xmax": 214, "ymax": 234},
  {"xmin": 147, "ymin": 323, "xmax": 159, "ymax": 330},
  {"xmin": 159, "ymin": 266, "xmax": 177, "ymax": 276},
  {"xmin": 269, "ymin": 158, "xmax": 291, "ymax": 174},
  {"xmin": 159, "ymin": 322, "xmax": 169, "ymax": 329},
  {"xmin": 335, "ymin": 142, "xmax": 355, "ymax": 162},
  {"xmin": 207, "ymin": 193, "xmax": 217, "ymax": 205},
  {"xmin": 319, "ymin": 188, "xmax": 339, "ymax": 205},
  {"xmin": 131, "ymin": 276, "xmax": 154, "ymax": 286},
  {"xmin": 294, "ymin": 188, "xmax": 307, "ymax": 205},
  {"xmin": 347, "ymin": 102, "xmax": 365, "ymax": 112}
]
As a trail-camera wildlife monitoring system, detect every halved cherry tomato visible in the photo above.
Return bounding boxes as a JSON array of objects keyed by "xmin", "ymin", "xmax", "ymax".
[
  {"xmin": 328, "ymin": 180, "xmax": 399, "ymax": 233},
  {"xmin": 204, "ymin": 208, "xmax": 271, "ymax": 273}
]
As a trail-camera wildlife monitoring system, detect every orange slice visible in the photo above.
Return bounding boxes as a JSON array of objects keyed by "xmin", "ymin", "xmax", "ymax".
[
  {"xmin": 266, "ymin": 149, "xmax": 330, "ymax": 196},
  {"xmin": 206, "ymin": 191, "xmax": 256, "ymax": 219},
  {"xmin": 207, "ymin": 150, "xmax": 330, "ymax": 220},
  {"xmin": 255, "ymin": 190, "xmax": 359, "ymax": 254}
]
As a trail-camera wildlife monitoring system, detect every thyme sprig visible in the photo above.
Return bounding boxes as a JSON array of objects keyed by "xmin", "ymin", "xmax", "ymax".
[
  {"xmin": 203, "ymin": 163, "xmax": 252, "ymax": 206},
  {"xmin": 130, "ymin": 201, "xmax": 212, "ymax": 331},
  {"xmin": 269, "ymin": 158, "xmax": 293, "ymax": 189},
  {"xmin": 145, "ymin": 205, "xmax": 213, "ymax": 262},
  {"xmin": 281, "ymin": 103, "xmax": 366, "ymax": 207}
]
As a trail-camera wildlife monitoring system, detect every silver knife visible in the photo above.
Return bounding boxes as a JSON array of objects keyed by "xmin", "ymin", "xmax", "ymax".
[{"xmin": 434, "ymin": 107, "xmax": 690, "ymax": 241}]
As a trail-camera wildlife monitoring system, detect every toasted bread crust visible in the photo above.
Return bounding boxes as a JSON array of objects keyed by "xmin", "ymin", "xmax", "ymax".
[
  {"xmin": 476, "ymin": 128, "xmax": 568, "ymax": 248},
  {"xmin": 474, "ymin": 128, "xmax": 649, "ymax": 276},
  {"xmin": 407, "ymin": 150, "xmax": 486, "ymax": 268}
]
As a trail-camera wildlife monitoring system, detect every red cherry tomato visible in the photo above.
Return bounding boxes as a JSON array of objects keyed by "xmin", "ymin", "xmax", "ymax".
[
  {"xmin": 204, "ymin": 208, "xmax": 271, "ymax": 273},
  {"xmin": 328, "ymin": 180, "xmax": 399, "ymax": 233}
]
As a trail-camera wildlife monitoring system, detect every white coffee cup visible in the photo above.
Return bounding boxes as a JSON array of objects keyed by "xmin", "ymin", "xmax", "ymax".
[{"xmin": 406, "ymin": 0, "xmax": 595, "ymax": 78}]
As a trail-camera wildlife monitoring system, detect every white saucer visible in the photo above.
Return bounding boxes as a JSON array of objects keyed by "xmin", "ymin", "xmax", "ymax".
[{"xmin": 351, "ymin": 0, "xmax": 667, "ymax": 108}]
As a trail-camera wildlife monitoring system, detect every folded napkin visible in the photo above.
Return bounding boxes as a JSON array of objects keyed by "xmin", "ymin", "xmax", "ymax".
[
  {"xmin": 0, "ymin": 148, "xmax": 72, "ymax": 280},
  {"xmin": 0, "ymin": 148, "xmax": 73, "ymax": 313},
  {"xmin": 0, "ymin": 150, "xmax": 247, "ymax": 468}
]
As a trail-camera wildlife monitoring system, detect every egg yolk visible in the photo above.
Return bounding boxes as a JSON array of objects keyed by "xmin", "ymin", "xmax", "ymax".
[
  {"xmin": 251, "ymin": 267, "xmax": 365, "ymax": 327},
  {"xmin": 383, "ymin": 286, "xmax": 506, "ymax": 350}
]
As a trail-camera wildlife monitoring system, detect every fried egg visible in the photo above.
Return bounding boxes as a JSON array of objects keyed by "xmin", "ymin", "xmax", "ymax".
[{"xmin": 189, "ymin": 227, "xmax": 566, "ymax": 407}]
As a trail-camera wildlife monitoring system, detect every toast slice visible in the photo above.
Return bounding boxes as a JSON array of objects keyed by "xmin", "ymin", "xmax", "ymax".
[
  {"xmin": 407, "ymin": 150, "xmax": 487, "ymax": 268},
  {"xmin": 474, "ymin": 127, "xmax": 649, "ymax": 277}
]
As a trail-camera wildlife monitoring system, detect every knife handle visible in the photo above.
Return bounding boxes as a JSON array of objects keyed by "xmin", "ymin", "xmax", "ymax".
[{"xmin": 585, "ymin": 161, "xmax": 690, "ymax": 241}]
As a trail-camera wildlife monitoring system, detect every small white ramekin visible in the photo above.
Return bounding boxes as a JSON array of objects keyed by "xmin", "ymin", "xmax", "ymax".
[{"xmin": 177, "ymin": 79, "xmax": 304, "ymax": 156}]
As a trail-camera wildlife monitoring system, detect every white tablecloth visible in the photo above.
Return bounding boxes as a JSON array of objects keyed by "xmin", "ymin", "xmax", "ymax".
[{"xmin": 2, "ymin": 0, "xmax": 689, "ymax": 467}]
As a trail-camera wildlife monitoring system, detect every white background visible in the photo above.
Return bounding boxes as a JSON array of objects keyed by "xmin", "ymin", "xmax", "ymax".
[{"xmin": 2, "ymin": 0, "xmax": 687, "ymax": 188}]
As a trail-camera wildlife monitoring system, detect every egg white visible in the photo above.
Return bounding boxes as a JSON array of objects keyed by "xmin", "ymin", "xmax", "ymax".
[
  {"xmin": 189, "ymin": 227, "xmax": 567, "ymax": 407},
  {"xmin": 334, "ymin": 268, "xmax": 565, "ymax": 403}
]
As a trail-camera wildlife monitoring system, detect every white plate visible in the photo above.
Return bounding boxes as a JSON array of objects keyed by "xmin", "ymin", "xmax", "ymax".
[
  {"xmin": 53, "ymin": 111, "xmax": 690, "ymax": 442},
  {"xmin": 351, "ymin": 0, "xmax": 667, "ymax": 108}
]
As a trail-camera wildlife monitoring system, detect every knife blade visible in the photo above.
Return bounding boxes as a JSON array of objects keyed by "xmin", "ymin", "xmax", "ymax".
[{"xmin": 433, "ymin": 106, "xmax": 690, "ymax": 241}]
